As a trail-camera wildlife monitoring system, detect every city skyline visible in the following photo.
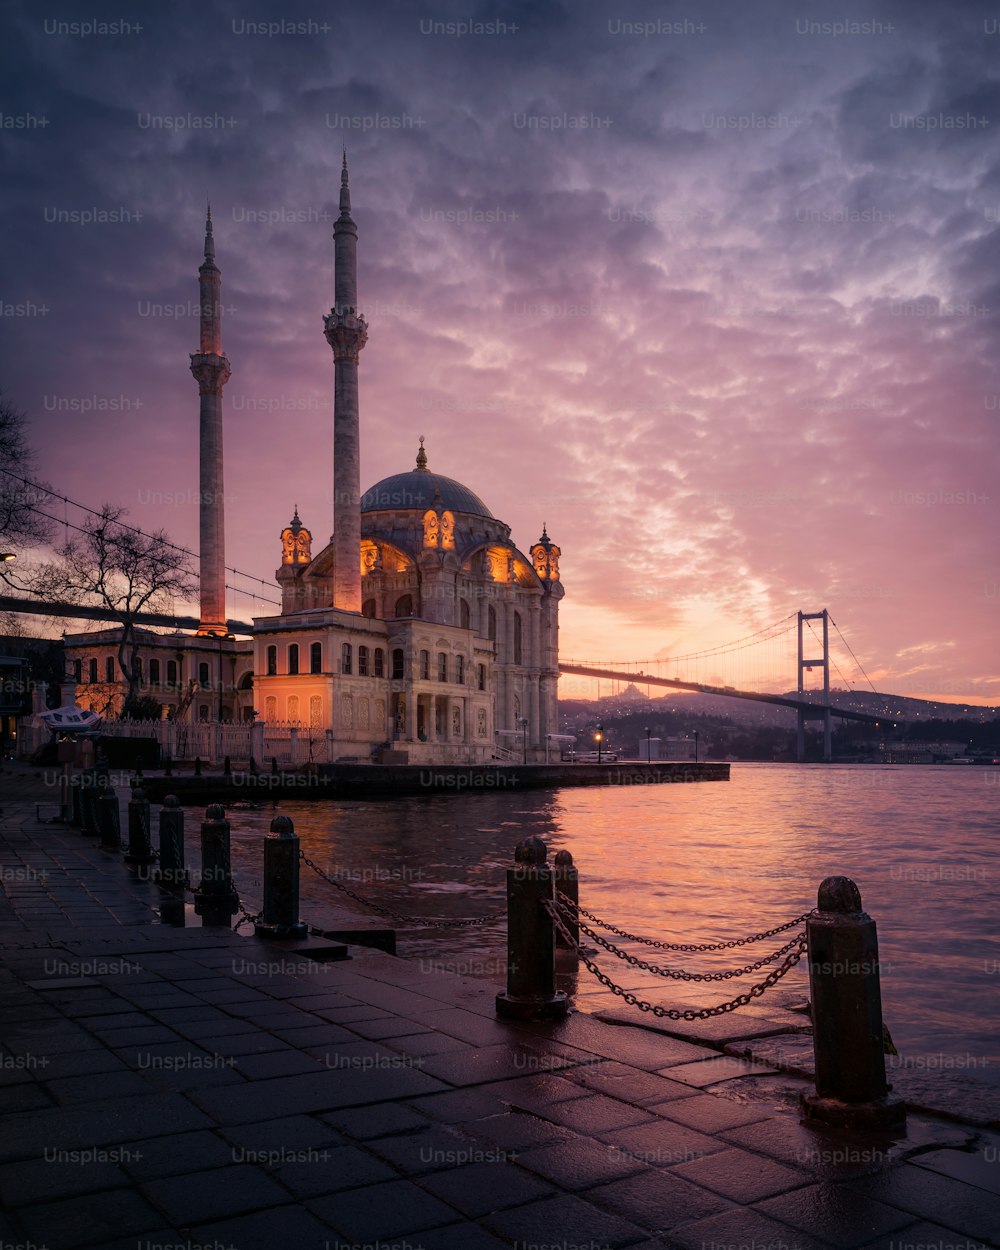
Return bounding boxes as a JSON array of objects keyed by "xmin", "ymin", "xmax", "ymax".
[{"xmin": 2, "ymin": 0, "xmax": 998, "ymax": 704}]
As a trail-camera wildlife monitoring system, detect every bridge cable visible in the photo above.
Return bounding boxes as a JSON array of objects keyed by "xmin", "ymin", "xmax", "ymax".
[{"xmin": 829, "ymin": 615, "xmax": 879, "ymax": 695}]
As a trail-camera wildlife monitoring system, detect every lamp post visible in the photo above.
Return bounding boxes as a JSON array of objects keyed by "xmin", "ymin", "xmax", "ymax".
[
  {"xmin": 518, "ymin": 715, "xmax": 528, "ymax": 764},
  {"xmin": 644, "ymin": 726, "xmax": 651, "ymax": 762},
  {"xmin": 595, "ymin": 722, "xmax": 604, "ymax": 764}
]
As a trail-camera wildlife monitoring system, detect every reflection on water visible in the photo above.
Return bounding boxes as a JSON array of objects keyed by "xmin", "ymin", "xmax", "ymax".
[{"xmin": 225, "ymin": 763, "xmax": 1000, "ymax": 1081}]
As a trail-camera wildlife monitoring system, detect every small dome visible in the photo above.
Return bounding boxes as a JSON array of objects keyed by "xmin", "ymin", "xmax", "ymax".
[{"xmin": 361, "ymin": 437, "xmax": 494, "ymax": 517}]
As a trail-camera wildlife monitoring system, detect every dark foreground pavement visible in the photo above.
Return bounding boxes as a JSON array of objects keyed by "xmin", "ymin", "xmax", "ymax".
[{"xmin": 1, "ymin": 763, "xmax": 999, "ymax": 1250}]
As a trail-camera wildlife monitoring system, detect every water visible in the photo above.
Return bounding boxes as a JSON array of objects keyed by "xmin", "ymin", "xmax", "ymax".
[{"xmin": 225, "ymin": 764, "xmax": 1000, "ymax": 1081}]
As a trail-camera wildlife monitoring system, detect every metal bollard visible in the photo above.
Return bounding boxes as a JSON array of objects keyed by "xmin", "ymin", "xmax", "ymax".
[
  {"xmin": 155, "ymin": 795, "xmax": 187, "ymax": 887},
  {"xmin": 97, "ymin": 779, "xmax": 121, "ymax": 851},
  {"xmin": 79, "ymin": 769, "xmax": 100, "ymax": 837},
  {"xmin": 801, "ymin": 876, "xmax": 905, "ymax": 1130},
  {"xmin": 194, "ymin": 803, "xmax": 238, "ymax": 925},
  {"xmin": 553, "ymin": 850, "xmax": 579, "ymax": 949},
  {"xmin": 255, "ymin": 815, "xmax": 307, "ymax": 939},
  {"xmin": 194, "ymin": 757, "xmax": 202, "ymax": 777},
  {"xmin": 496, "ymin": 836, "xmax": 568, "ymax": 1022},
  {"xmin": 124, "ymin": 787, "xmax": 155, "ymax": 864}
]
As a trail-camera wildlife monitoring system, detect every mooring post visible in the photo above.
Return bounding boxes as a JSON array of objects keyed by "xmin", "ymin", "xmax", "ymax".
[
  {"xmin": 155, "ymin": 795, "xmax": 187, "ymax": 887},
  {"xmin": 255, "ymin": 815, "xmax": 307, "ymax": 939},
  {"xmin": 124, "ymin": 786, "xmax": 155, "ymax": 865},
  {"xmin": 553, "ymin": 849, "xmax": 579, "ymax": 949},
  {"xmin": 496, "ymin": 836, "xmax": 568, "ymax": 1021},
  {"xmin": 194, "ymin": 803, "xmax": 238, "ymax": 926},
  {"xmin": 97, "ymin": 778, "xmax": 120, "ymax": 851},
  {"xmin": 801, "ymin": 875, "xmax": 905, "ymax": 1130}
]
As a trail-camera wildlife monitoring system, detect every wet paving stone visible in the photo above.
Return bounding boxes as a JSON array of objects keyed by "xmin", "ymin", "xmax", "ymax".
[{"xmin": 755, "ymin": 1180, "xmax": 916, "ymax": 1247}]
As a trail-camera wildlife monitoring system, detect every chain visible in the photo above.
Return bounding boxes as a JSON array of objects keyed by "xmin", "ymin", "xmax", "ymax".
[
  {"xmin": 563, "ymin": 898, "xmax": 812, "ymax": 952},
  {"xmin": 234, "ymin": 907, "xmax": 263, "ymax": 932},
  {"xmin": 564, "ymin": 905, "xmax": 805, "ymax": 982},
  {"xmin": 542, "ymin": 897, "xmax": 807, "ymax": 1020},
  {"xmin": 298, "ymin": 851, "xmax": 507, "ymax": 928}
]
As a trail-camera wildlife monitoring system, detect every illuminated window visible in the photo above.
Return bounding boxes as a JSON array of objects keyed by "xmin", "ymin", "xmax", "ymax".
[
  {"xmin": 288, "ymin": 644, "xmax": 299, "ymax": 675},
  {"xmin": 373, "ymin": 648, "xmax": 385, "ymax": 678},
  {"xmin": 310, "ymin": 642, "xmax": 322, "ymax": 673},
  {"xmin": 266, "ymin": 645, "xmax": 277, "ymax": 676},
  {"xmin": 358, "ymin": 645, "xmax": 369, "ymax": 676},
  {"xmin": 342, "ymin": 643, "xmax": 352, "ymax": 675}
]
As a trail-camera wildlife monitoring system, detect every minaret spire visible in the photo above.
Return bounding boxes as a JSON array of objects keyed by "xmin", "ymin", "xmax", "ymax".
[
  {"xmin": 323, "ymin": 156, "xmax": 368, "ymax": 611},
  {"xmin": 190, "ymin": 203, "xmax": 232, "ymax": 636}
]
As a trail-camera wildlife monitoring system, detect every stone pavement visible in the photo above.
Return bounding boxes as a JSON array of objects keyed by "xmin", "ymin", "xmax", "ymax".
[{"xmin": 1, "ymin": 762, "xmax": 999, "ymax": 1250}]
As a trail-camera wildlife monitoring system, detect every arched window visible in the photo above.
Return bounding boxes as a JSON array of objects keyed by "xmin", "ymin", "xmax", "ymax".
[
  {"xmin": 513, "ymin": 611, "xmax": 523, "ymax": 665},
  {"xmin": 456, "ymin": 655, "xmax": 465, "ymax": 685},
  {"xmin": 149, "ymin": 659, "xmax": 160, "ymax": 686},
  {"xmin": 358, "ymin": 645, "xmax": 369, "ymax": 676},
  {"xmin": 419, "ymin": 650, "xmax": 430, "ymax": 680},
  {"xmin": 478, "ymin": 663, "xmax": 486, "ymax": 691},
  {"xmin": 105, "ymin": 656, "xmax": 115, "ymax": 683},
  {"xmin": 374, "ymin": 648, "xmax": 385, "ymax": 678},
  {"xmin": 198, "ymin": 704, "xmax": 209, "ymax": 722},
  {"xmin": 392, "ymin": 648, "xmax": 404, "ymax": 679},
  {"xmin": 266, "ymin": 645, "xmax": 277, "ymax": 676},
  {"xmin": 341, "ymin": 643, "xmax": 352, "ymax": 675},
  {"xmin": 394, "ymin": 593, "xmax": 413, "ymax": 617},
  {"xmin": 167, "ymin": 659, "xmax": 177, "ymax": 685},
  {"xmin": 287, "ymin": 694, "xmax": 299, "ymax": 722},
  {"xmin": 288, "ymin": 644, "xmax": 299, "ymax": 675},
  {"xmin": 488, "ymin": 605, "xmax": 497, "ymax": 642},
  {"xmin": 199, "ymin": 661, "xmax": 210, "ymax": 688},
  {"xmin": 88, "ymin": 658, "xmax": 98, "ymax": 684},
  {"xmin": 460, "ymin": 598, "xmax": 471, "ymax": 629},
  {"xmin": 362, "ymin": 598, "xmax": 377, "ymax": 618},
  {"xmin": 72, "ymin": 659, "xmax": 82, "ymax": 683},
  {"xmin": 310, "ymin": 695, "xmax": 322, "ymax": 728},
  {"xmin": 264, "ymin": 695, "xmax": 277, "ymax": 721},
  {"xmin": 438, "ymin": 652, "xmax": 448, "ymax": 682},
  {"xmin": 310, "ymin": 642, "xmax": 322, "ymax": 674}
]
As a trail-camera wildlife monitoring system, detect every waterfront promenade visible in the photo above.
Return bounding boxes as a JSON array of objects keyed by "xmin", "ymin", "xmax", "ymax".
[{"xmin": 1, "ymin": 762, "xmax": 998, "ymax": 1250}]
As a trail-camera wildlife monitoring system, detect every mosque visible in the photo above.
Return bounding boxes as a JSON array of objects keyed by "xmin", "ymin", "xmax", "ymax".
[{"xmin": 64, "ymin": 160, "xmax": 564, "ymax": 764}]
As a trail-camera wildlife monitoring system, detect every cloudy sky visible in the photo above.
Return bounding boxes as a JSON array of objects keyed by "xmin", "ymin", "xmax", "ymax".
[{"xmin": 2, "ymin": 0, "xmax": 998, "ymax": 703}]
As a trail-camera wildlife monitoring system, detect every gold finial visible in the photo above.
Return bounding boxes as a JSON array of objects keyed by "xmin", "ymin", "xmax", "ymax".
[{"xmin": 416, "ymin": 434, "xmax": 428, "ymax": 471}]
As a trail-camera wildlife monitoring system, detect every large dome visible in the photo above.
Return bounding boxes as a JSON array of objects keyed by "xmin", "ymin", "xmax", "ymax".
[{"xmin": 361, "ymin": 440, "xmax": 494, "ymax": 518}]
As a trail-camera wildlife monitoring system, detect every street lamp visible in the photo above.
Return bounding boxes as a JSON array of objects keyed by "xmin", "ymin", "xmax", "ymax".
[
  {"xmin": 0, "ymin": 553, "xmax": 15, "ymax": 562},
  {"xmin": 595, "ymin": 722, "xmax": 604, "ymax": 764},
  {"xmin": 518, "ymin": 715, "xmax": 528, "ymax": 764}
]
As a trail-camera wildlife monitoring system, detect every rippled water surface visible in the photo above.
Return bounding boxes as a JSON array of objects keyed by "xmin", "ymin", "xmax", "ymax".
[{"xmin": 226, "ymin": 764, "xmax": 1000, "ymax": 1079}]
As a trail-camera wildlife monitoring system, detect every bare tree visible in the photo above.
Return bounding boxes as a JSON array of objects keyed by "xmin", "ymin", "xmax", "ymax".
[
  {"xmin": 0, "ymin": 391, "xmax": 53, "ymax": 554},
  {"xmin": 32, "ymin": 505, "xmax": 197, "ymax": 716}
]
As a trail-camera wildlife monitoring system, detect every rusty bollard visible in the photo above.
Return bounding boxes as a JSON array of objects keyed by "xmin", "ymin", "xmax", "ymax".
[
  {"xmin": 194, "ymin": 804, "xmax": 238, "ymax": 926},
  {"xmin": 553, "ymin": 849, "xmax": 579, "ymax": 950},
  {"xmin": 255, "ymin": 815, "xmax": 307, "ymax": 939},
  {"xmin": 124, "ymin": 786, "xmax": 155, "ymax": 865},
  {"xmin": 97, "ymin": 778, "xmax": 121, "ymax": 851},
  {"xmin": 496, "ymin": 836, "xmax": 568, "ymax": 1022},
  {"xmin": 801, "ymin": 876, "xmax": 905, "ymax": 1131},
  {"xmin": 155, "ymin": 795, "xmax": 187, "ymax": 887}
]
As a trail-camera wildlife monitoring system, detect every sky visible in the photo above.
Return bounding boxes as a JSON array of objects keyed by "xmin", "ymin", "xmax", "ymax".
[{"xmin": 1, "ymin": 0, "xmax": 998, "ymax": 704}]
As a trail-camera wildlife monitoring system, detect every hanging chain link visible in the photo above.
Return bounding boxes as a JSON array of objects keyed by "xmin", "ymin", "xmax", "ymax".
[
  {"xmin": 542, "ymin": 897, "xmax": 808, "ymax": 1020},
  {"xmin": 563, "ymin": 897, "xmax": 812, "ymax": 952},
  {"xmin": 298, "ymin": 851, "xmax": 507, "ymax": 928}
]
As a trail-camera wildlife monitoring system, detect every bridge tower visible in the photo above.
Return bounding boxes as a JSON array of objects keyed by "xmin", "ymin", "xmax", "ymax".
[{"xmin": 797, "ymin": 609, "xmax": 832, "ymax": 762}]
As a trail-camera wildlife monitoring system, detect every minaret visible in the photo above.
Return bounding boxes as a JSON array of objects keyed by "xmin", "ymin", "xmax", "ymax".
[
  {"xmin": 190, "ymin": 205, "xmax": 231, "ymax": 636},
  {"xmin": 323, "ymin": 153, "xmax": 368, "ymax": 612}
]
